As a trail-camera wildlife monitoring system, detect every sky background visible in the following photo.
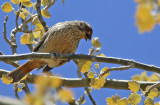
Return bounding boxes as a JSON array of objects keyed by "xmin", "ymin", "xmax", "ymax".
[{"xmin": 1, "ymin": 0, "xmax": 160, "ymax": 105}]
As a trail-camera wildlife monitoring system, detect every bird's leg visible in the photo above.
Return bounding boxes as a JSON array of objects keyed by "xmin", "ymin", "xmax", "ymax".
[
  {"xmin": 50, "ymin": 52, "xmax": 57, "ymax": 61},
  {"xmin": 42, "ymin": 64, "xmax": 53, "ymax": 73},
  {"xmin": 66, "ymin": 52, "xmax": 75, "ymax": 62}
]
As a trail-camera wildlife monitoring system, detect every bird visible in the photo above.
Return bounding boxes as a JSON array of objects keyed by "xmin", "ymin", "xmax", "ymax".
[{"xmin": 8, "ymin": 21, "xmax": 93, "ymax": 82}]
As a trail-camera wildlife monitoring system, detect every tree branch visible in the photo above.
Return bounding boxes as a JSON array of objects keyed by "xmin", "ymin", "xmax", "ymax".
[
  {"xmin": 3, "ymin": 15, "xmax": 12, "ymax": 46},
  {"xmin": 100, "ymin": 65, "xmax": 133, "ymax": 77},
  {"xmin": 0, "ymin": 53, "xmax": 160, "ymax": 73},
  {"xmin": 0, "ymin": 69, "xmax": 159, "ymax": 91},
  {"xmin": 36, "ymin": 0, "xmax": 49, "ymax": 32},
  {"xmin": 0, "ymin": 96, "xmax": 22, "ymax": 105},
  {"xmin": 0, "ymin": 52, "xmax": 19, "ymax": 68}
]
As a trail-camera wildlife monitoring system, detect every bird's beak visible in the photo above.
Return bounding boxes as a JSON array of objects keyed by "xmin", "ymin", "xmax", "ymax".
[
  {"xmin": 85, "ymin": 30, "xmax": 92, "ymax": 41},
  {"xmin": 85, "ymin": 34, "xmax": 91, "ymax": 41}
]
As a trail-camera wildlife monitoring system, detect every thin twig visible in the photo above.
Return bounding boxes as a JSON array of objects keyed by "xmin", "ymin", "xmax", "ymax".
[
  {"xmin": 1, "ymin": 53, "xmax": 160, "ymax": 73},
  {"xmin": 21, "ymin": 80, "xmax": 31, "ymax": 94},
  {"xmin": 99, "ymin": 65, "xmax": 133, "ymax": 77},
  {"xmin": 10, "ymin": 13, "xmax": 19, "ymax": 55},
  {"xmin": 144, "ymin": 82, "xmax": 160, "ymax": 97},
  {"xmin": 77, "ymin": 91, "xmax": 86, "ymax": 104},
  {"xmin": 16, "ymin": 11, "xmax": 20, "ymax": 30},
  {"xmin": 84, "ymin": 87, "xmax": 96, "ymax": 105},
  {"xmin": 3, "ymin": 16, "xmax": 12, "ymax": 46},
  {"xmin": 36, "ymin": 0, "xmax": 49, "ymax": 32},
  {"xmin": 14, "ymin": 84, "xmax": 20, "ymax": 100}
]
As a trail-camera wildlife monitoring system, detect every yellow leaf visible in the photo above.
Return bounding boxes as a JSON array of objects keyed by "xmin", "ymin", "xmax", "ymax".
[
  {"xmin": 20, "ymin": 33, "xmax": 34, "ymax": 44},
  {"xmin": 24, "ymin": 93, "xmax": 44, "ymax": 105},
  {"xmin": 15, "ymin": 8, "xmax": 29, "ymax": 20},
  {"xmin": 144, "ymin": 98, "xmax": 154, "ymax": 105},
  {"xmin": 88, "ymin": 71, "xmax": 94, "ymax": 78},
  {"xmin": 81, "ymin": 99, "xmax": 85, "ymax": 104},
  {"xmin": 1, "ymin": 2, "xmax": 13, "ymax": 13},
  {"xmin": 41, "ymin": 0, "xmax": 49, "ymax": 6},
  {"xmin": 41, "ymin": 9, "xmax": 51, "ymax": 18},
  {"xmin": 158, "ymin": 0, "xmax": 160, "ymax": 6},
  {"xmin": 94, "ymin": 64, "xmax": 99, "ymax": 69},
  {"xmin": 20, "ymin": 0, "xmax": 30, "ymax": 2},
  {"xmin": 135, "ymin": 4, "xmax": 155, "ymax": 33},
  {"xmin": 155, "ymin": 102, "xmax": 160, "ymax": 105},
  {"xmin": 21, "ymin": 75, "xmax": 28, "ymax": 81},
  {"xmin": 50, "ymin": 77, "xmax": 62, "ymax": 88},
  {"xmin": 141, "ymin": 71, "xmax": 151, "ymax": 81},
  {"xmin": 35, "ymin": 22, "xmax": 44, "ymax": 30},
  {"xmin": 78, "ymin": 60, "xmax": 92, "ymax": 73},
  {"xmin": 117, "ymin": 98, "xmax": 128, "ymax": 105},
  {"xmin": 14, "ymin": 87, "xmax": 22, "ymax": 92},
  {"xmin": 132, "ymin": 75, "xmax": 142, "ymax": 81},
  {"xmin": 96, "ymin": 47, "xmax": 101, "ymax": 52},
  {"xmin": 21, "ymin": 1, "xmax": 33, "ymax": 8},
  {"xmin": 58, "ymin": 89, "xmax": 74, "ymax": 102},
  {"xmin": 106, "ymin": 94, "xmax": 121, "ymax": 105},
  {"xmin": 128, "ymin": 93, "xmax": 141, "ymax": 104},
  {"xmin": 33, "ymin": 31, "xmax": 40, "ymax": 39},
  {"xmin": 97, "ymin": 53, "xmax": 106, "ymax": 57},
  {"xmin": 96, "ymin": 77, "xmax": 106, "ymax": 89},
  {"xmin": 91, "ymin": 37, "xmax": 101, "ymax": 48},
  {"xmin": 34, "ymin": 76, "xmax": 51, "ymax": 95},
  {"xmin": 1, "ymin": 74, "xmax": 13, "ymax": 84},
  {"xmin": 148, "ymin": 88, "xmax": 158, "ymax": 99},
  {"xmin": 128, "ymin": 80, "xmax": 140, "ymax": 92},
  {"xmin": 10, "ymin": 0, "xmax": 20, "ymax": 4},
  {"xmin": 150, "ymin": 73, "xmax": 159, "ymax": 82},
  {"xmin": 100, "ymin": 67, "xmax": 110, "ymax": 77},
  {"xmin": 33, "ymin": 3, "xmax": 37, "ymax": 10},
  {"xmin": 32, "ymin": 16, "xmax": 39, "ymax": 25},
  {"xmin": 90, "ymin": 77, "xmax": 106, "ymax": 90}
]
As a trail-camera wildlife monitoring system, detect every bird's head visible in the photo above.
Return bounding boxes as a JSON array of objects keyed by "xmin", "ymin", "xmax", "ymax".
[{"xmin": 77, "ymin": 21, "xmax": 93, "ymax": 41}]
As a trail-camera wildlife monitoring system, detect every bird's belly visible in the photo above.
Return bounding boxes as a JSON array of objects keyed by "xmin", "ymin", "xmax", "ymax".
[{"xmin": 42, "ymin": 59, "xmax": 64, "ymax": 68}]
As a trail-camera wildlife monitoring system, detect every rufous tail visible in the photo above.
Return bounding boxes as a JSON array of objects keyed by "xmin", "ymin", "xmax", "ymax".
[{"xmin": 8, "ymin": 59, "xmax": 45, "ymax": 83}]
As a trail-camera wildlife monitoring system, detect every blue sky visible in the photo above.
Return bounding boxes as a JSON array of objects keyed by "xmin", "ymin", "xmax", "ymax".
[{"xmin": 1, "ymin": 0, "xmax": 160, "ymax": 104}]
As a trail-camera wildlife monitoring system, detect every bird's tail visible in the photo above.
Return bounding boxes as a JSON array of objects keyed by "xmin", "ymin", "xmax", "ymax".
[{"xmin": 8, "ymin": 59, "xmax": 45, "ymax": 83}]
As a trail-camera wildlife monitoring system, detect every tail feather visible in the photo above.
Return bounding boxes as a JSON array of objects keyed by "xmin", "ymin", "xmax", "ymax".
[{"xmin": 8, "ymin": 59, "xmax": 45, "ymax": 82}]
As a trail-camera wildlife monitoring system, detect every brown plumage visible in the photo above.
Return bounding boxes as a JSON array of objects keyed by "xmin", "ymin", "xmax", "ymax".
[{"xmin": 8, "ymin": 21, "xmax": 93, "ymax": 82}]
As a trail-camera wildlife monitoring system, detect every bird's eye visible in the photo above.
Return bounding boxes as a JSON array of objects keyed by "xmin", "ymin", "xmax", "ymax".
[{"xmin": 86, "ymin": 27, "xmax": 90, "ymax": 32}]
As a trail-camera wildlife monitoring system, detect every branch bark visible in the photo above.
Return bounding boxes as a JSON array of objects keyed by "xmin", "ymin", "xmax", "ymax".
[
  {"xmin": 0, "ymin": 53, "xmax": 160, "ymax": 73},
  {"xmin": 0, "ymin": 69, "xmax": 159, "ymax": 91}
]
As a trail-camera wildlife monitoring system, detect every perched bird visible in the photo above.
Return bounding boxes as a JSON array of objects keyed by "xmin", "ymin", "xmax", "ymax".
[{"xmin": 8, "ymin": 21, "xmax": 93, "ymax": 82}]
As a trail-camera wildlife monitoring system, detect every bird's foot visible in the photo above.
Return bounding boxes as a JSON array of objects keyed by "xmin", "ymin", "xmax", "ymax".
[{"xmin": 50, "ymin": 52, "xmax": 57, "ymax": 61}]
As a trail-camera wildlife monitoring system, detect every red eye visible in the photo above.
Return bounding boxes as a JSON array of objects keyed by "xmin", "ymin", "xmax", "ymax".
[{"xmin": 86, "ymin": 27, "xmax": 90, "ymax": 31}]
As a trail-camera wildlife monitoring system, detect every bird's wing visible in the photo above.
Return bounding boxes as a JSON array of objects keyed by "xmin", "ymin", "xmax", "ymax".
[
  {"xmin": 33, "ymin": 33, "xmax": 47, "ymax": 52},
  {"xmin": 33, "ymin": 29, "xmax": 50, "ymax": 52}
]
